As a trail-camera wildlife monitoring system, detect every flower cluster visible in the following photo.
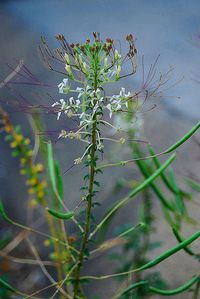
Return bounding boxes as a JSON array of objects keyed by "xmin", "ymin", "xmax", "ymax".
[
  {"xmin": 0, "ymin": 110, "xmax": 47, "ymax": 205},
  {"xmin": 46, "ymin": 33, "xmax": 138, "ymax": 164}
]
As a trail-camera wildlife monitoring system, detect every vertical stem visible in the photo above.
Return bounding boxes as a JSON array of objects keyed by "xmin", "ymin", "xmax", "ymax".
[
  {"xmin": 73, "ymin": 120, "xmax": 97, "ymax": 298},
  {"xmin": 73, "ymin": 53, "xmax": 99, "ymax": 298},
  {"xmin": 193, "ymin": 281, "xmax": 200, "ymax": 299}
]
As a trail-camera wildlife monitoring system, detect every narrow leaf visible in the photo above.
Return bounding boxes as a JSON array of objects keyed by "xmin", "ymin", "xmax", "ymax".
[
  {"xmin": 0, "ymin": 201, "xmax": 13, "ymax": 224},
  {"xmin": 0, "ymin": 277, "xmax": 17, "ymax": 293}
]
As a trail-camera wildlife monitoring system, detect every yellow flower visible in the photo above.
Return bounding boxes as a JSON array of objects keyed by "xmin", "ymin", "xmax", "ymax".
[
  {"xmin": 37, "ymin": 190, "xmax": 45, "ymax": 199},
  {"xmin": 27, "ymin": 150, "xmax": 33, "ymax": 157},
  {"xmin": 28, "ymin": 188, "xmax": 35, "ymax": 195},
  {"xmin": 4, "ymin": 125, "xmax": 12, "ymax": 133},
  {"xmin": 27, "ymin": 177, "xmax": 37, "ymax": 186},
  {"xmin": 35, "ymin": 163, "xmax": 44, "ymax": 173},
  {"xmin": 39, "ymin": 181, "xmax": 47, "ymax": 189},
  {"xmin": 20, "ymin": 158, "xmax": 26, "ymax": 165},
  {"xmin": 44, "ymin": 239, "xmax": 51, "ymax": 247},
  {"xmin": 24, "ymin": 138, "xmax": 30, "ymax": 145},
  {"xmin": 20, "ymin": 169, "xmax": 26, "ymax": 175},
  {"xmin": 29, "ymin": 199, "xmax": 37, "ymax": 207},
  {"xmin": 10, "ymin": 141, "xmax": 18, "ymax": 148},
  {"xmin": 14, "ymin": 134, "xmax": 23, "ymax": 143}
]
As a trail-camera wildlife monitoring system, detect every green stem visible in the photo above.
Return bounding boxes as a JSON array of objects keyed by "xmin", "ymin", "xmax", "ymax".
[
  {"xmin": 73, "ymin": 120, "xmax": 97, "ymax": 298},
  {"xmin": 193, "ymin": 280, "xmax": 200, "ymax": 299}
]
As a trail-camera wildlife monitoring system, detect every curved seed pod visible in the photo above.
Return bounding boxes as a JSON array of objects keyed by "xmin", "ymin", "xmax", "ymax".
[
  {"xmin": 172, "ymin": 227, "xmax": 195, "ymax": 256},
  {"xmin": 164, "ymin": 121, "xmax": 200, "ymax": 154},
  {"xmin": 149, "ymin": 275, "xmax": 199, "ymax": 295},
  {"xmin": 47, "ymin": 208, "xmax": 74, "ymax": 220},
  {"xmin": 93, "ymin": 154, "xmax": 176, "ymax": 236},
  {"xmin": 119, "ymin": 281, "xmax": 148, "ymax": 297},
  {"xmin": 138, "ymin": 230, "xmax": 200, "ymax": 271}
]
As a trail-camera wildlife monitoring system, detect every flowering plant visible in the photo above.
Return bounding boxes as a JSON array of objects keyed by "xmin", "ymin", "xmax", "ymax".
[{"xmin": 0, "ymin": 32, "xmax": 200, "ymax": 299}]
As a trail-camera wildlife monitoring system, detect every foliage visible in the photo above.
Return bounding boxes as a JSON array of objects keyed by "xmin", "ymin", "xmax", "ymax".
[{"xmin": 0, "ymin": 32, "xmax": 200, "ymax": 299}]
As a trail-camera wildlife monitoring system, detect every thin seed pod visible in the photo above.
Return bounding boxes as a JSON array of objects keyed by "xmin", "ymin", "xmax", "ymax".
[
  {"xmin": 185, "ymin": 178, "xmax": 200, "ymax": 192},
  {"xmin": 164, "ymin": 121, "xmax": 200, "ymax": 154},
  {"xmin": 138, "ymin": 230, "xmax": 200, "ymax": 271},
  {"xmin": 148, "ymin": 146, "xmax": 189, "ymax": 198},
  {"xmin": 149, "ymin": 275, "xmax": 199, "ymax": 295},
  {"xmin": 47, "ymin": 208, "xmax": 74, "ymax": 220},
  {"xmin": 90, "ymin": 154, "xmax": 176, "ymax": 238},
  {"xmin": 168, "ymin": 168, "xmax": 186, "ymax": 215},
  {"xmin": 47, "ymin": 142, "xmax": 57, "ymax": 194},
  {"xmin": 118, "ymin": 276, "xmax": 199, "ymax": 297},
  {"xmin": 99, "ymin": 122, "xmax": 200, "ymax": 169},
  {"xmin": 81, "ymin": 230, "xmax": 200, "ymax": 281},
  {"xmin": 119, "ymin": 281, "xmax": 148, "ymax": 297},
  {"xmin": 135, "ymin": 158, "xmax": 175, "ymax": 211},
  {"xmin": 172, "ymin": 227, "xmax": 195, "ymax": 256}
]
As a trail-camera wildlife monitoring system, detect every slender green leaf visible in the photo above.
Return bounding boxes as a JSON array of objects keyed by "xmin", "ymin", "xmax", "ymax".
[
  {"xmin": 0, "ymin": 277, "xmax": 17, "ymax": 293},
  {"xmin": 0, "ymin": 201, "xmax": 13, "ymax": 224}
]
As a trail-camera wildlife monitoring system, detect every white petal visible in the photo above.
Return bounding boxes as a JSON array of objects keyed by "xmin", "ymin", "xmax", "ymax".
[
  {"xmin": 57, "ymin": 112, "xmax": 61, "ymax": 120},
  {"xmin": 63, "ymin": 78, "xmax": 68, "ymax": 85}
]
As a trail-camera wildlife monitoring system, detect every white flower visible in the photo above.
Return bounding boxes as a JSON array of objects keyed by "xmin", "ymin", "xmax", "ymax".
[
  {"xmin": 74, "ymin": 157, "xmax": 82, "ymax": 165},
  {"xmin": 58, "ymin": 78, "xmax": 70, "ymax": 94},
  {"xmin": 119, "ymin": 87, "xmax": 130, "ymax": 99},
  {"xmin": 106, "ymin": 87, "xmax": 131, "ymax": 118},
  {"xmin": 52, "ymin": 99, "xmax": 67, "ymax": 120},
  {"xmin": 76, "ymin": 85, "xmax": 91, "ymax": 99}
]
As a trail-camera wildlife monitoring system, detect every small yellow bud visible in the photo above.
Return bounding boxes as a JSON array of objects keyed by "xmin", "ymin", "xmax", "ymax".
[
  {"xmin": 35, "ymin": 163, "xmax": 44, "ymax": 172},
  {"xmin": 29, "ymin": 199, "xmax": 37, "ymax": 207},
  {"xmin": 19, "ymin": 169, "xmax": 26, "ymax": 175},
  {"xmin": 27, "ymin": 177, "xmax": 37, "ymax": 186},
  {"xmin": 28, "ymin": 188, "xmax": 35, "ymax": 195},
  {"xmin": 10, "ymin": 141, "xmax": 17, "ymax": 148},
  {"xmin": 20, "ymin": 158, "xmax": 26, "ymax": 165},
  {"xmin": 44, "ymin": 239, "xmax": 51, "ymax": 247},
  {"xmin": 15, "ymin": 134, "xmax": 23, "ymax": 143},
  {"xmin": 37, "ymin": 190, "xmax": 45, "ymax": 199},
  {"xmin": 24, "ymin": 138, "xmax": 31, "ymax": 145}
]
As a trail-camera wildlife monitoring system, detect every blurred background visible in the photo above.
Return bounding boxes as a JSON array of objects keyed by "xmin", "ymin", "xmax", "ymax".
[{"xmin": 0, "ymin": 1, "xmax": 200, "ymax": 298}]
